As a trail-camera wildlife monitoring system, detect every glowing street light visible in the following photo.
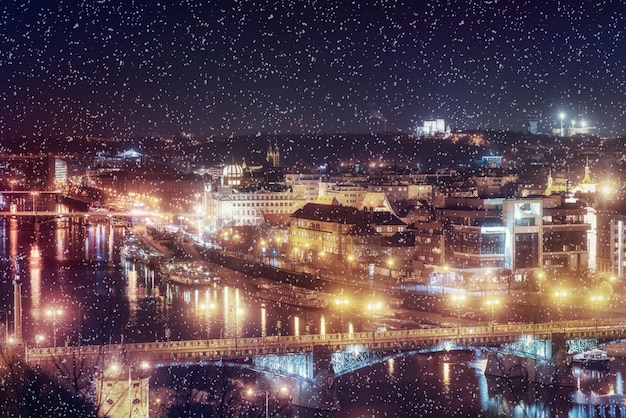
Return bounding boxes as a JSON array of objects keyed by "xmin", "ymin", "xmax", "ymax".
[
  {"xmin": 246, "ymin": 386, "xmax": 289, "ymax": 417},
  {"xmin": 553, "ymin": 289, "xmax": 568, "ymax": 321},
  {"xmin": 45, "ymin": 306, "xmax": 64, "ymax": 348},
  {"xmin": 106, "ymin": 361, "xmax": 151, "ymax": 415},
  {"xmin": 334, "ymin": 291, "xmax": 350, "ymax": 335},
  {"xmin": 484, "ymin": 297, "xmax": 500, "ymax": 333},
  {"xmin": 559, "ymin": 112, "xmax": 566, "ymax": 136},
  {"xmin": 367, "ymin": 300, "xmax": 382, "ymax": 313},
  {"xmin": 35, "ymin": 334, "xmax": 45, "ymax": 348},
  {"xmin": 450, "ymin": 293, "xmax": 466, "ymax": 334}
]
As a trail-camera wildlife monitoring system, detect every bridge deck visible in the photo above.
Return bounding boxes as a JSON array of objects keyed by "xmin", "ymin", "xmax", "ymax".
[{"xmin": 27, "ymin": 320, "xmax": 626, "ymax": 367}]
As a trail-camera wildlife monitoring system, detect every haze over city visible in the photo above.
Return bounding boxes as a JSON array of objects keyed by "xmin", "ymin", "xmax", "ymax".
[{"xmin": 1, "ymin": 0, "xmax": 625, "ymax": 139}]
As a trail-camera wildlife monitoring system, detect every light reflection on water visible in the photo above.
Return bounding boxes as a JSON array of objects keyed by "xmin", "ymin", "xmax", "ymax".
[{"xmin": 6, "ymin": 220, "xmax": 626, "ymax": 415}]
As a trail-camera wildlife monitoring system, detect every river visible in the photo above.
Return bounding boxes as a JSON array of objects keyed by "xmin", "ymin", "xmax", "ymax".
[{"xmin": 1, "ymin": 217, "xmax": 625, "ymax": 417}]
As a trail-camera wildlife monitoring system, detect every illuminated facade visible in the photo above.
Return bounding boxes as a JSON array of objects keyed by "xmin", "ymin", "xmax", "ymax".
[
  {"xmin": 410, "ymin": 195, "xmax": 590, "ymax": 286},
  {"xmin": 288, "ymin": 202, "xmax": 411, "ymax": 273},
  {"xmin": 205, "ymin": 185, "xmax": 306, "ymax": 228}
]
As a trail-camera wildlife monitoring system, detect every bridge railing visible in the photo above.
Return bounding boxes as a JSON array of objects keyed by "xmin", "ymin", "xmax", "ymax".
[{"xmin": 27, "ymin": 319, "xmax": 624, "ymax": 363}]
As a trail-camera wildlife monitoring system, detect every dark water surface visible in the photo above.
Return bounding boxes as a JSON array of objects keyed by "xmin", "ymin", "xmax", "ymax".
[{"xmin": 1, "ymin": 218, "xmax": 625, "ymax": 417}]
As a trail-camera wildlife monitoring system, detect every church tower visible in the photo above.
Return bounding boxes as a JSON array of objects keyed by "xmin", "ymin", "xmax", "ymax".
[{"xmin": 266, "ymin": 139, "xmax": 281, "ymax": 167}]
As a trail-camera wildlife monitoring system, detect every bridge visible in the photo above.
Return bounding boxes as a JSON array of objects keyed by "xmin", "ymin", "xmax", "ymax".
[{"xmin": 25, "ymin": 320, "xmax": 626, "ymax": 410}]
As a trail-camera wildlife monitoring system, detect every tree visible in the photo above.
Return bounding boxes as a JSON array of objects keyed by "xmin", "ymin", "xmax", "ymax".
[
  {"xmin": 0, "ymin": 347, "xmax": 98, "ymax": 417},
  {"xmin": 161, "ymin": 365, "xmax": 253, "ymax": 418}
]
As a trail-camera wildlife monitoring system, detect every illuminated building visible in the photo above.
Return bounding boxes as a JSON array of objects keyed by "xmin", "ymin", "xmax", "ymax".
[
  {"xmin": 204, "ymin": 162, "xmax": 306, "ymax": 228},
  {"xmin": 409, "ymin": 195, "xmax": 590, "ymax": 287},
  {"xmin": 288, "ymin": 202, "xmax": 412, "ymax": 275},
  {"xmin": 266, "ymin": 139, "xmax": 281, "ymax": 167}
]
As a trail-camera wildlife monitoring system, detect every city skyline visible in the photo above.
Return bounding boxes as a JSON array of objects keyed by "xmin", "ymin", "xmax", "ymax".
[{"xmin": 1, "ymin": 1, "xmax": 624, "ymax": 139}]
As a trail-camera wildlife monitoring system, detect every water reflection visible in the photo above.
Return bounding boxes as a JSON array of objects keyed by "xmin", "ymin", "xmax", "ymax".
[
  {"xmin": 29, "ymin": 243, "xmax": 41, "ymax": 313},
  {"xmin": 8, "ymin": 220, "xmax": 626, "ymax": 415}
]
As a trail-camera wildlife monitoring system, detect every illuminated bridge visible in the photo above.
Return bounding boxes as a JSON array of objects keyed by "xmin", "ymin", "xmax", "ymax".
[{"xmin": 26, "ymin": 320, "xmax": 626, "ymax": 410}]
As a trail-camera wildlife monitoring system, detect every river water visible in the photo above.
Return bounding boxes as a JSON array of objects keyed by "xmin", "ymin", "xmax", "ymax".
[{"xmin": 1, "ymin": 218, "xmax": 625, "ymax": 417}]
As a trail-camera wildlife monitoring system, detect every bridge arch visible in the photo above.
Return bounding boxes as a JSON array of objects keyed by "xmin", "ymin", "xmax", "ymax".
[{"xmin": 507, "ymin": 363, "xmax": 529, "ymax": 381}]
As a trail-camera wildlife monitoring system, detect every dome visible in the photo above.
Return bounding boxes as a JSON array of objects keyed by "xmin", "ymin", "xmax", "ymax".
[
  {"xmin": 222, "ymin": 164, "xmax": 243, "ymax": 177},
  {"xmin": 222, "ymin": 163, "xmax": 244, "ymax": 186}
]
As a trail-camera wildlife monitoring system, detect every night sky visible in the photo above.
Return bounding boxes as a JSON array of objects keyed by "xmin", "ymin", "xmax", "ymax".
[{"xmin": 1, "ymin": 1, "xmax": 624, "ymax": 139}]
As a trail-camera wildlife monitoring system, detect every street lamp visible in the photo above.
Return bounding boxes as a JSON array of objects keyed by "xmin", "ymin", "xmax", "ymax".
[
  {"xmin": 334, "ymin": 291, "xmax": 349, "ymax": 335},
  {"xmin": 366, "ymin": 300, "xmax": 383, "ymax": 328},
  {"xmin": 260, "ymin": 239, "xmax": 267, "ymax": 264},
  {"xmin": 450, "ymin": 293, "xmax": 466, "ymax": 334},
  {"xmin": 45, "ymin": 306, "xmax": 64, "ymax": 348},
  {"xmin": 484, "ymin": 297, "xmax": 500, "ymax": 334},
  {"xmin": 553, "ymin": 289, "xmax": 568, "ymax": 321},
  {"xmin": 559, "ymin": 112, "xmax": 565, "ymax": 136},
  {"xmin": 106, "ymin": 361, "xmax": 151, "ymax": 416},
  {"xmin": 246, "ymin": 386, "xmax": 289, "ymax": 417},
  {"xmin": 35, "ymin": 334, "xmax": 45, "ymax": 348}
]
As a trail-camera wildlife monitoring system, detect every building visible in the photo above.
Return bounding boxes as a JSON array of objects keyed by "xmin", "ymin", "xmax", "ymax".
[
  {"xmin": 205, "ymin": 162, "xmax": 306, "ymax": 228},
  {"xmin": 416, "ymin": 119, "xmax": 448, "ymax": 136},
  {"xmin": 288, "ymin": 202, "xmax": 412, "ymax": 276},
  {"xmin": 266, "ymin": 139, "xmax": 281, "ymax": 167},
  {"xmin": 408, "ymin": 195, "xmax": 590, "ymax": 289},
  {"xmin": 284, "ymin": 172, "xmax": 322, "ymax": 203}
]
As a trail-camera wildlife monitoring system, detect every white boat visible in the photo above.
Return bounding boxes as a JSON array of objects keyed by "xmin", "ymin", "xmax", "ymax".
[
  {"xmin": 572, "ymin": 348, "xmax": 614, "ymax": 366},
  {"xmin": 256, "ymin": 282, "xmax": 329, "ymax": 309}
]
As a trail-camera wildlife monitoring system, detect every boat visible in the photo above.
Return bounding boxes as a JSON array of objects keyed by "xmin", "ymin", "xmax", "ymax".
[
  {"xmin": 255, "ymin": 282, "xmax": 329, "ymax": 309},
  {"xmin": 120, "ymin": 234, "xmax": 165, "ymax": 264},
  {"xmin": 572, "ymin": 348, "xmax": 614, "ymax": 367},
  {"xmin": 165, "ymin": 263, "xmax": 220, "ymax": 286}
]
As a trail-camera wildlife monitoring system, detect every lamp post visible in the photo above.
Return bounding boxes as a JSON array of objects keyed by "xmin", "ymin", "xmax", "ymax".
[
  {"xmin": 35, "ymin": 334, "xmax": 45, "ymax": 348},
  {"xmin": 107, "ymin": 361, "xmax": 151, "ymax": 417},
  {"xmin": 45, "ymin": 306, "xmax": 63, "ymax": 348},
  {"xmin": 450, "ymin": 293, "xmax": 466, "ymax": 335},
  {"xmin": 559, "ymin": 112, "xmax": 565, "ymax": 136},
  {"xmin": 485, "ymin": 297, "xmax": 499, "ymax": 334},
  {"xmin": 590, "ymin": 294, "xmax": 605, "ymax": 331},
  {"xmin": 334, "ymin": 290, "xmax": 349, "ymax": 336},
  {"xmin": 553, "ymin": 289, "xmax": 568, "ymax": 321},
  {"xmin": 246, "ymin": 386, "xmax": 289, "ymax": 417}
]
